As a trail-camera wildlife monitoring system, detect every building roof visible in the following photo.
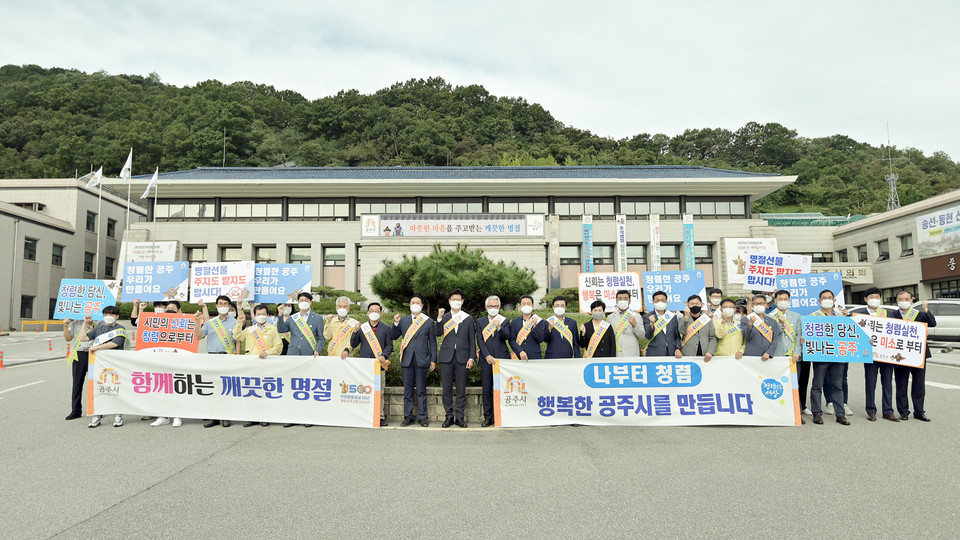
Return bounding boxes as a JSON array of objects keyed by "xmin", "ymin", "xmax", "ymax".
[
  {"xmin": 759, "ymin": 212, "xmax": 866, "ymax": 227},
  {"xmin": 115, "ymin": 166, "xmax": 796, "ymax": 199},
  {"xmin": 833, "ymin": 189, "xmax": 960, "ymax": 236},
  {"xmin": 0, "ymin": 200, "xmax": 75, "ymax": 233}
]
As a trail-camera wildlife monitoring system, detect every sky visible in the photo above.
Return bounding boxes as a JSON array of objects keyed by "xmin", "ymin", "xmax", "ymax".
[{"xmin": 2, "ymin": 1, "xmax": 958, "ymax": 160}]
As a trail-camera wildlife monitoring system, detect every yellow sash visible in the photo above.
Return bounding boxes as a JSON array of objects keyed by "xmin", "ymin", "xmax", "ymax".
[
  {"xmin": 613, "ymin": 310, "xmax": 634, "ymax": 352},
  {"xmin": 442, "ymin": 311, "xmax": 469, "ymax": 339},
  {"xmin": 482, "ymin": 314, "xmax": 506, "ymax": 342},
  {"xmin": 400, "ymin": 313, "xmax": 429, "ymax": 359},
  {"xmin": 876, "ymin": 307, "xmax": 887, "ymax": 317},
  {"xmin": 771, "ymin": 309, "xmax": 797, "ymax": 355},
  {"xmin": 250, "ymin": 325, "xmax": 268, "ymax": 355},
  {"xmin": 291, "ymin": 313, "xmax": 318, "ymax": 351},
  {"xmin": 328, "ymin": 317, "xmax": 358, "ymax": 353},
  {"xmin": 66, "ymin": 333, "xmax": 83, "ymax": 363},
  {"xmin": 752, "ymin": 316, "xmax": 774, "ymax": 343},
  {"xmin": 717, "ymin": 321, "xmax": 741, "ymax": 342},
  {"xmin": 584, "ymin": 320, "xmax": 611, "ymax": 358},
  {"xmin": 652, "ymin": 312, "xmax": 673, "ymax": 339},
  {"xmin": 548, "ymin": 316, "xmax": 574, "ymax": 347},
  {"xmin": 903, "ymin": 308, "xmax": 919, "ymax": 321},
  {"xmin": 682, "ymin": 315, "xmax": 709, "ymax": 346},
  {"xmin": 515, "ymin": 315, "xmax": 541, "ymax": 346},
  {"xmin": 209, "ymin": 316, "xmax": 234, "ymax": 354}
]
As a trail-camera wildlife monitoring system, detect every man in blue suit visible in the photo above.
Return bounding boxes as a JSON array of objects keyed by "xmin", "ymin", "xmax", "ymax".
[
  {"xmin": 545, "ymin": 296, "xmax": 580, "ymax": 358},
  {"xmin": 391, "ymin": 294, "xmax": 437, "ymax": 427},
  {"xmin": 741, "ymin": 294, "xmax": 781, "ymax": 359},
  {"xmin": 643, "ymin": 290, "xmax": 682, "ymax": 358},
  {"xmin": 893, "ymin": 291, "xmax": 936, "ymax": 422},
  {"xmin": 276, "ymin": 291, "xmax": 325, "ymax": 356},
  {"xmin": 510, "ymin": 295, "xmax": 546, "ymax": 360},
  {"xmin": 476, "ymin": 295, "xmax": 511, "ymax": 427},
  {"xmin": 435, "ymin": 289, "xmax": 476, "ymax": 428}
]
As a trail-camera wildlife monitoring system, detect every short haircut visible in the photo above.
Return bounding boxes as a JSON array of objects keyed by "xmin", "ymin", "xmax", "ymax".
[
  {"xmin": 410, "ymin": 294, "xmax": 425, "ymax": 304},
  {"xmin": 896, "ymin": 290, "xmax": 914, "ymax": 300},
  {"xmin": 367, "ymin": 302, "xmax": 382, "ymax": 311},
  {"xmin": 153, "ymin": 301, "xmax": 166, "ymax": 308},
  {"xmin": 774, "ymin": 289, "xmax": 791, "ymax": 299},
  {"xmin": 335, "ymin": 295, "xmax": 350, "ymax": 305},
  {"xmin": 298, "ymin": 291, "xmax": 314, "ymax": 301},
  {"xmin": 818, "ymin": 289, "xmax": 835, "ymax": 299},
  {"xmin": 590, "ymin": 300, "xmax": 606, "ymax": 311},
  {"xmin": 652, "ymin": 290, "xmax": 668, "ymax": 301},
  {"xmin": 253, "ymin": 304, "xmax": 269, "ymax": 315},
  {"xmin": 102, "ymin": 305, "xmax": 120, "ymax": 316},
  {"xmin": 552, "ymin": 296, "xmax": 566, "ymax": 307},
  {"xmin": 485, "ymin": 295, "xmax": 501, "ymax": 306},
  {"xmin": 165, "ymin": 300, "xmax": 181, "ymax": 309},
  {"xmin": 519, "ymin": 295, "xmax": 534, "ymax": 304},
  {"xmin": 709, "ymin": 288, "xmax": 723, "ymax": 297},
  {"xmin": 215, "ymin": 295, "xmax": 232, "ymax": 305},
  {"xmin": 721, "ymin": 298, "xmax": 735, "ymax": 307},
  {"xmin": 449, "ymin": 288, "xmax": 465, "ymax": 300},
  {"xmin": 864, "ymin": 287, "xmax": 882, "ymax": 298},
  {"xmin": 615, "ymin": 290, "xmax": 630, "ymax": 298},
  {"xmin": 687, "ymin": 294, "xmax": 702, "ymax": 303}
]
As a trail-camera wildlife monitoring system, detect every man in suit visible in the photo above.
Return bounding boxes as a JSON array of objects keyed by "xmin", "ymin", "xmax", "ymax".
[
  {"xmin": 276, "ymin": 291, "xmax": 325, "ymax": 357},
  {"xmin": 391, "ymin": 294, "xmax": 437, "ymax": 427},
  {"xmin": 545, "ymin": 296, "xmax": 580, "ymax": 358},
  {"xmin": 741, "ymin": 294, "xmax": 781, "ymax": 359},
  {"xmin": 510, "ymin": 295, "xmax": 546, "ymax": 360},
  {"xmin": 643, "ymin": 290, "xmax": 682, "ymax": 358},
  {"xmin": 677, "ymin": 294, "xmax": 717, "ymax": 359},
  {"xmin": 607, "ymin": 289, "xmax": 644, "ymax": 357},
  {"xmin": 436, "ymin": 289, "xmax": 476, "ymax": 428},
  {"xmin": 851, "ymin": 287, "xmax": 900, "ymax": 422},
  {"xmin": 808, "ymin": 290, "xmax": 850, "ymax": 426},
  {"xmin": 351, "ymin": 302, "xmax": 394, "ymax": 427},
  {"xmin": 476, "ymin": 295, "xmax": 511, "ymax": 427},
  {"xmin": 771, "ymin": 289, "xmax": 805, "ymax": 412},
  {"xmin": 893, "ymin": 290, "xmax": 936, "ymax": 422}
]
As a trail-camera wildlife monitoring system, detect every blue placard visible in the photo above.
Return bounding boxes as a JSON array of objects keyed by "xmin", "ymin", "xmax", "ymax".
[
  {"xmin": 255, "ymin": 264, "xmax": 314, "ymax": 303},
  {"xmin": 582, "ymin": 219, "xmax": 594, "ymax": 273},
  {"xmin": 775, "ymin": 272, "xmax": 844, "ymax": 315},
  {"xmin": 122, "ymin": 262, "xmax": 190, "ymax": 302},
  {"xmin": 800, "ymin": 315, "xmax": 872, "ymax": 363},
  {"xmin": 683, "ymin": 220, "xmax": 695, "ymax": 270},
  {"xmin": 54, "ymin": 279, "xmax": 120, "ymax": 320},
  {"xmin": 641, "ymin": 271, "xmax": 707, "ymax": 311}
]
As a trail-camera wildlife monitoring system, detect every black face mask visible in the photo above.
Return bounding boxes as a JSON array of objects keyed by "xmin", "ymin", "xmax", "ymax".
[{"xmin": 689, "ymin": 305, "xmax": 702, "ymax": 315}]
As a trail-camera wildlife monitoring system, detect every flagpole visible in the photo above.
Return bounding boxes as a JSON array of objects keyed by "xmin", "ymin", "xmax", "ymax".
[
  {"xmin": 124, "ymin": 148, "xmax": 132, "ymax": 233},
  {"xmin": 152, "ymin": 171, "xmax": 157, "ymax": 262},
  {"xmin": 96, "ymin": 182, "xmax": 103, "ymax": 277}
]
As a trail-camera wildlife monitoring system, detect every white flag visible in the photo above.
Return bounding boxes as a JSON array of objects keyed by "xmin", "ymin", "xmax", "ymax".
[
  {"xmin": 141, "ymin": 167, "xmax": 158, "ymax": 198},
  {"xmin": 84, "ymin": 166, "xmax": 103, "ymax": 189},
  {"xmin": 119, "ymin": 148, "xmax": 133, "ymax": 182}
]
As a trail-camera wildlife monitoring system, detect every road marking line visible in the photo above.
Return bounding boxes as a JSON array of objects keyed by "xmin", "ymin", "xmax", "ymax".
[
  {"xmin": 0, "ymin": 380, "xmax": 45, "ymax": 394},
  {"xmin": 927, "ymin": 381, "xmax": 960, "ymax": 390}
]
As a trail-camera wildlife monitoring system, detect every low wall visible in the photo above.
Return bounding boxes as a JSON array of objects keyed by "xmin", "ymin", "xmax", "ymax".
[{"xmin": 382, "ymin": 386, "xmax": 487, "ymax": 423}]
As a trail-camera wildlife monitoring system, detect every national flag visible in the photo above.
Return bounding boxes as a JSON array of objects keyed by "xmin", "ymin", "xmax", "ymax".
[
  {"xmin": 141, "ymin": 167, "xmax": 158, "ymax": 198},
  {"xmin": 84, "ymin": 166, "xmax": 103, "ymax": 189}
]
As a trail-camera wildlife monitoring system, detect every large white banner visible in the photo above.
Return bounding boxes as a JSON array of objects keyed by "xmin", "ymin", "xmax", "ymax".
[
  {"xmin": 494, "ymin": 356, "xmax": 799, "ymax": 427},
  {"xmin": 190, "ymin": 261, "xmax": 256, "ymax": 303},
  {"xmin": 117, "ymin": 241, "xmax": 179, "ymax": 278},
  {"xmin": 744, "ymin": 253, "xmax": 812, "ymax": 292},
  {"xmin": 90, "ymin": 350, "xmax": 379, "ymax": 428},
  {"xmin": 851, "ymin": 314, "xmax": 927, "ymax": 368},
  {"xmin": 723, "ymin": 238, "xmax": 778, "ymax": 284},
  {"xmin": 916, "ymin": 205, "xmax": 960, "ymax": 257}
]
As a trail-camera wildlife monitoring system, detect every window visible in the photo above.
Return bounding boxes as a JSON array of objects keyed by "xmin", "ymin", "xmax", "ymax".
[
  {"xmin": 23, "ymin": 238, "xmax": 37, "ymax": 261},
  {"xmin": 51, "ymin": 244, "xmax": 64, "ymax": 266},
  {"xmin": 84, "ymin": 252, "xmax": 94, "ymax": 273},
  {"xmin": 554, "ymin": 199, "xmax": 615, "ymax": 219},
  {"xmin": 626, "ymin": 245, "xmax": 646, "ymax": 265},
  {"xmin": 287, "ymin": 200, "xmax": 349, "ymax": 221},
  {"xmin": 421, "ymin": 199, "xmax": 484, "ymax": 214},
  {"xmin": 155, "ymin": 201, "xmax": 214, "ymax": 221},
  {"xmin": 289, "ymin": 246, "xmax": 311, "ymax": 264},
  {"xmin": 694, "ymin": 244, "xmax": 714, "ymax": 264},
  {"xmin": 107, "ymin": 218, "xmax": 117, "ymax": 238},
  {"xmin": 876, "ymin": 239, "xmax": 890, "ymax": 262},
  {"xmin": 221, "ymin": 200, "xmax": 281, "ymax": 221},
  {"xmin": 592, "ymin": 245, "xmax": 614, "ymax": 265},
  {"xmin": 686, "ymin": 198, "xmax": 746, "ymax": 218},
  {"xmin": 559, "ymin": 245, "xmax": 581, "ymax": 265},
  {"xmin": 856, "ymin": 245, "xmax": 868, "ymax": 263},
  {"xmin": 489, "ymin": 199, "xmax": 549, "ymax": 214},
  {"xmin": 356, "ymin": 199, "xmax": 416, "ymax": 215},
  {"xmin": 796, "ymin": 252, "xmax": 834, "ymax": 263},
  {"xmin": 620, "ymin": 199, "xmax": 681, "ymax": 217},
  {"xmin": 20, "ymin": 295, "xmax": 34, "ymax": 319},
  {"xmin": 220, "ymin": 246, "xmax": 242, "ymax": 262},
  {"xmin": 883, "ymin": 285, "xmax": 918, "ymax": 304},
  {"xmin": 931, "ymin": 281, "xmax": 960, "ymax": 299},
  {"xmin": 86, "ymin": 211, "xmax": 96, "ymax": 232},
  {"xmin": 186, "ymin": 246, "xmax": 207, "ymax": 264},
  {"xmin": 105, "ymin": 257, "xmax": 115, "ymax": 278},
  {"xmin": 323, "ymin": 246, "xmax": 345, "ymax": 267},
  {"xmin": 48, "ymin": 298, "xmax": 57, "ymax": 319},
  {"xmin": 255, "ymin": 246, "xmax": 276, "ymax": 263},
  {"xmin": 836, "ymin": 249, "xmax": 849, "ymax": 263},
  {"xmin": 659, "ymin": 245, "xmax": 681, "ymax": 265},
  {"xmin": 900, "ymin": 235, "xmax": 914, "ymax": 257}
]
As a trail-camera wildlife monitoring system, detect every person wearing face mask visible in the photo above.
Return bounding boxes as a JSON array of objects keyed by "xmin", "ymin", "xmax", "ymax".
[
  {"xmin": 277, "ymin": 292, "xmax": 325, "ymax": 358},
  {"xmin": 62, "ymin": 313, "xmax": 94, "ymax": 421},
  {"xmin": 475, "ymin": 295, "xmax": 511, "ymax": 426},
  {"xmin": 150, "ymin": 300, "xmax": 188, "ymax": 428},
  {"xmin": 849, "ymin": 287, "xmax": 898, "ymax": 422},
  {"xmin": 714, "ymin": 299, "xmax": 745, "ymax": 358},
  {"xmin": 391, "ymin": 294, "xmax": 437, "ymax": 427},
  {"xmin": 435, "ymin": 289, "xmax": 476, "ymax": 427},
  {"xmin": 194, "ymin": 296, "xmax": 238, "ymax": 428},
  {"xmin": 582, "ymin": 300, "xmax": 615, "ymax": 358},
  {"xmin": 678, "ymin": 295, "xmax": 717, "ymax": 360},
  {"xmin": 129, "ymin": 299, "xmax": 166, "ymax": 328},
  {"xmin": 80, "ymin": 306, "xmax": 127, "ymax": 428},
  {"xmin": 233, "ymin": 304, "xmax": 283, "ymax": 427},
  {"xmin": 323, "ymin": 296, "xmax": 357, "ymax": 360},
  {"xmin": 741, "ymin": 295, "xmax": 781, "ymax": 360},
  {"xmin": 893, "ymin": 291, "xmax": 935, "ymax": 422},
  {"xmin": 545, "ymin": 296, "xmax": 580, "ymax": 359},
  {"xmin": 812, "ymin": 290, "xmax": 851, "ymax": 418},
  {"xmin": 510, "ymin": 295, "xmax": 546, "ymax": 360},
  {"xmin": 277, "ymin": 302, "xmax": 294, "ymax": 355},
  {"xmin": 607, "ymin": 290, "xmax": 644, "ymax": 357},
  {"xmin": 809, "ymin": 289, "xmax": 850, "ymax": 425},
  {"xmin": 643, "ymin": 290, "xmax": 681, "ymax": 357},
  {"xmin": 163, "ymin": 300, "xmax": 182, "ymax": 314},
  {"xmin": 351, "ymin": 302, "xmax": 394, "ymax": 426},
  {"xmin": 707, "ymin": 288, "xmax": 724, "ymax": 319},
  {"xmin": 770, "ymin": 289, "xmax": 805, "ymax": 413}
]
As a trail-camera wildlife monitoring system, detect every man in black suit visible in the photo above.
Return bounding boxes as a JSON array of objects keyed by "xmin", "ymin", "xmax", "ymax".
[
  {"xmin": 643, "ymin": 290, "xmax": 682, "ymax": 357},
  {"xmin": 436, "ymin": 289, "xmax": 476, "ymax": 428},
  {"xmin": 893, "ymin": 291, "xmax": 936, "ymax": 422},
  {"xmin": 476, "ymin": 295, "xmax": 511, "ymax": 427},
  {"xmin": 391, "ymin": 294, "xmax": 437, "ymax": 427},
  {"xmin": 351, "ymin": 302, "xmax": 394, "ymax": 427}
]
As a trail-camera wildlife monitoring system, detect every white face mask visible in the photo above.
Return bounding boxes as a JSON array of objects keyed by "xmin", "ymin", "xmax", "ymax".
[
  {"xmin": 753, "ymin": 305, "xmax": 767, "ymax": 315},
  {"xmin": 867, "ymin": 298, "xmax": 881, "ymax": 309},
  {"xmin": 449, "ymin": 300, "xmax": 463, "ymax": 310},
  {"xmin": 367, "ymin": 312, "xmax": 380, "ymax": 322},
  {"xmin": 487, "ymin": 308, "xmax": 500, "ymax": 317},
  {"xmin": 734, "ymin": 313, "xmax": 742, "ymax": 322},
  {"xmin": 820, "ymin": 299, "xmax": 834, "ymax": 310},
  {"xmin": 228, "ymin": 312, "xmax": 237, "ymax": 318},
  {"xmin": 520, "ymin": 305, "xmax": 533, "ymax": 315},
  {"xmin": 722, "ymin": 307, "xmax": 735, "ymax": 318},
  {"xmin": 254, "ymin": 315, "xmax": 268, "ymax": 324},
  {"xmin": 102, "ymin": 315, "xmax": 117, "ymax": 325},
  {"xmin": 409, "ymin": 304, "xmax": 422, "ymax": 314},
  {"xmin": 654, "ymin": 302, "xmax": 667, "ymax": 312},
  {"xmin": 592, "ymin": 311, "xmax": 604, "ymax": 320},
  {"xmin": 299, "ymin": 301, "xmax": 311, "ymax": 311},
  {"xmin": 710, "ymin": 298, "xmax": 722, "ymax": 306},
  {"xmin": 217, "ymin": 306, "xmax": 230, "ymax": 315},
  {"xmin": 283, "ymin": 306, "xmax": 293, "ymax": 315},
  {"xmin": 776, "ymin": 301, "xmax": 790, "ymax": 311},
  {"xmin": 898, "ymin": 300, "xmax": 911, "ymax": 310},
  {"xmin": 336, "ymin": 308, "xmax": 349, "ymax": 317},
  {"xmin": 616, "ymin": 300, "xmax": 630, "ymax": 310},
  {"xmin": 553, "ymin": 307, "xmax": 565, "ymax": 317}
]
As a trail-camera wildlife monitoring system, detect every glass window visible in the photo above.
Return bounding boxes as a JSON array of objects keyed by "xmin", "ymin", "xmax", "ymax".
[
  {"xmin": 24, "ymin": 238, "xmax": 37, "ymax": 261},
  {"xmin": 289, "ymin": 246, "xmax": 311, "ymax": 264},
  {"xmin": 931, "ymin": 281, "xmax": 959, "ymax": 299},
  {"xmin": 105, "ymin": 257, "xmax": 115, "ymax": 278},
  {"xmin": 900, "ymin": 235, "xmax": 914, "ymax": 257},
  {"xmin": 52, "ymin": 244, "xmax": 64, "ymax": 266},
  {"xmin": 186, "ymin": 247, "xmax": 207, "ymax": 264},
  {"xmin": 84, "ymin": 252, "xmax": 94, "ymax": 273},
  {"xmin": 876, "ymin": 239, "xmax": 890, "ymax": 262},
  {"xmin": 593, "ymin": 245, "xmax": 614, "ymax": 265},
  {"xmin": 659, "ymin": 244, "xmax": 680, "ymax": 264},
  {"xmin": 836, "ymin": 250, "xmax": 849, "ymax": 263},
  {"xmin": 220, "ymin": 246, "xmax": 242, "ymax": 262},
  {"xmin": 856, "ymin": 245, "xmax": 868, "ymax": 263},
  {"xmin": 559, "ymin": 245, "xmax": 580, "ymax": 265},
  {"xmin": 730, "ymin": 200, "xmax": 746, "ymax": 215},
  {"xmin": 694, "ymin": 244, "xmax": 713, "ymax": 264},
  {"xmin": 20, "ymin": 295, "xmax": 34, "ymax": 319},
  {"xmin": 107, "ymin": 219, "xmax": 116, "ymax": 238},
  {"xmin": 86, "ymin": 211, "xmax": 96, "ymax": 232},
  {"xmin": 255, "ymin": 246, "xmax": 276, "ymax": 263},
  {"xmin": 626, "ymin": 245, "xmax": 646, "ymax": 265},
  {"xmin": 323, "ymin": 246, "xmax": 345, "ymax": 267},
  {"xmin": 48, "ymin": 298, "xmax": 57, "ymax": 319}
]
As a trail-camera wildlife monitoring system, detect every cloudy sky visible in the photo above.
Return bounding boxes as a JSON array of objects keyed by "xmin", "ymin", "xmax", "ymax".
[{"xmin": 3, "ymin": 1, "xmax": 958, "ymax": 160}]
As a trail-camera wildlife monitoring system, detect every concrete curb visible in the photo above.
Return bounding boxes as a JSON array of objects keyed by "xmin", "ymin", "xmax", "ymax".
[{"xmin": 3, "ymin": 356, "xmax": 63, "ymax": 368}]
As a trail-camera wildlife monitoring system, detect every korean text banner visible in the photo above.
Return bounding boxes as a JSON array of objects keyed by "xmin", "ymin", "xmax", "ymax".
[
  {"xmin": 136, "ymin": 313, "xmax": 199, "ymax": 353},
  {"xmin": 744, "ymin": 253, "xmax": 812, "ymax": 291},
  {"xmin": 800, "ymin": 316, "xmax": 872, "ymax": 363},
  {"xmin": 371, "ymin": 214, "xmax": 528, "ymax": 237},
  {"xmin": 90, "ymin": 350, "xmax": 379, "ymax": 428},
  {"xmin": 642, "ymin": 271, "xmax": 706, "ymax": 311},
  {"xmin": 578, "ymin": 272, "xmax": 642, "ymax": 313},
  {"xmin": 122, "ymin": 262, "xmax": 189, "ymax": 302},
  {"xmin": 582, "ymin": 214, "xmax": 594, "ymax": 273},
  {"xmin": 255, "ymin": 264, "xmax": 313, "ymax": 303},
  {"xmin": 190, "ymin": 261, "xmax": 255, "ymax": 303},
  {"xmin": 915, "ymin": 204, "xmax": 960, "ymax": 257},
  {"xmin": 54, "ymin": 279, "xmax": 120, "ymax": 320},
  {"xmin": 851, "ymin": 314, "xmax": 927, "ymax": 368},
  {"xmin": 615, "ymin": 214, "xmax": 628, "ymax": 272},
  {"xmin": 723, "ymin": 238, "xmax": 778, "ymax": 284},
  {"xmin": 775, "ymin": 272, "xmax": 846, "ymax": 315},
  {"xmin": 494, "ymin": 356, "xmax": 800, "ymax": 427},
  {"xmin": 117, "ymin": 240, "xmax": 178, "ymax": 278}
]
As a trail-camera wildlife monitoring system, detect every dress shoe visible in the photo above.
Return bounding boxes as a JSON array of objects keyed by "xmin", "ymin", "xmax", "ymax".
[
  {"xmin": 455, "ymin": 419, "xmax": 468, "ymax": 428},
  {"xmin": 400, "ymin": 417, "xmax": 414, "ymax": 427},
  {"xmin": 481, "ymin": 418, "xmax": 495, "ymax": 427},
  {"xmin": 899, "ymin": 413, "xmax": 910, "ymax": 421},
  {"xmin": 379, "ymin": 419, "xmax": 389, "ymax": 427},
  {"xmin": 836, "ymin": 416, "xmax": 850, "ymax": 426},
  {"xmin": 915, "ymin": 414, "xmax": 931, "ymax": 422},
  {"xmin": 883, "ymin": 414, "xmax": 899, "ymax": 422},
  {"xmin": 243, "ymin": 421, "xmax": 257, "ymax": 427},
  {"xmin": 203, "ymin": 420, "xmax": 220, "ymax": 428},
  {"xmin": 442, "ymin": 417, "xmax": 454, "ymax": 428},
  {"xmin": 867, "ymin": 414, "xmax": 876, "ymax": 422},
  {"xmin": 283, "ymin": 423, "xmax": 296, "ymax": 428},
  {"xmin": 419, "ymin": 419, "xmax": 429, "ymax": 427},
  {"xmin": 303, "ymin": 424, "xmax": 312, "ymax": 427},
  {"xmin": 222, "ymin": 420, "xmax": 231, "ymax": 427},
  {"xmin": 260, "ymin": 422, "xmax": 270, "ymax": 427},
  {"xmin": 812, "ymin": 412, "xmax": 823, "ymax": 424},
  {"xmin": 65, "ymin": 412, "xmax": 82, "ymax": 420}
]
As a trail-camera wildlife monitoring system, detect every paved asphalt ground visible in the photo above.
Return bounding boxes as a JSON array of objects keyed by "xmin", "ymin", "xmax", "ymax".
[{"xmin": 2, "ymin": 331, "xmax": 960, "ymax": 538}]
